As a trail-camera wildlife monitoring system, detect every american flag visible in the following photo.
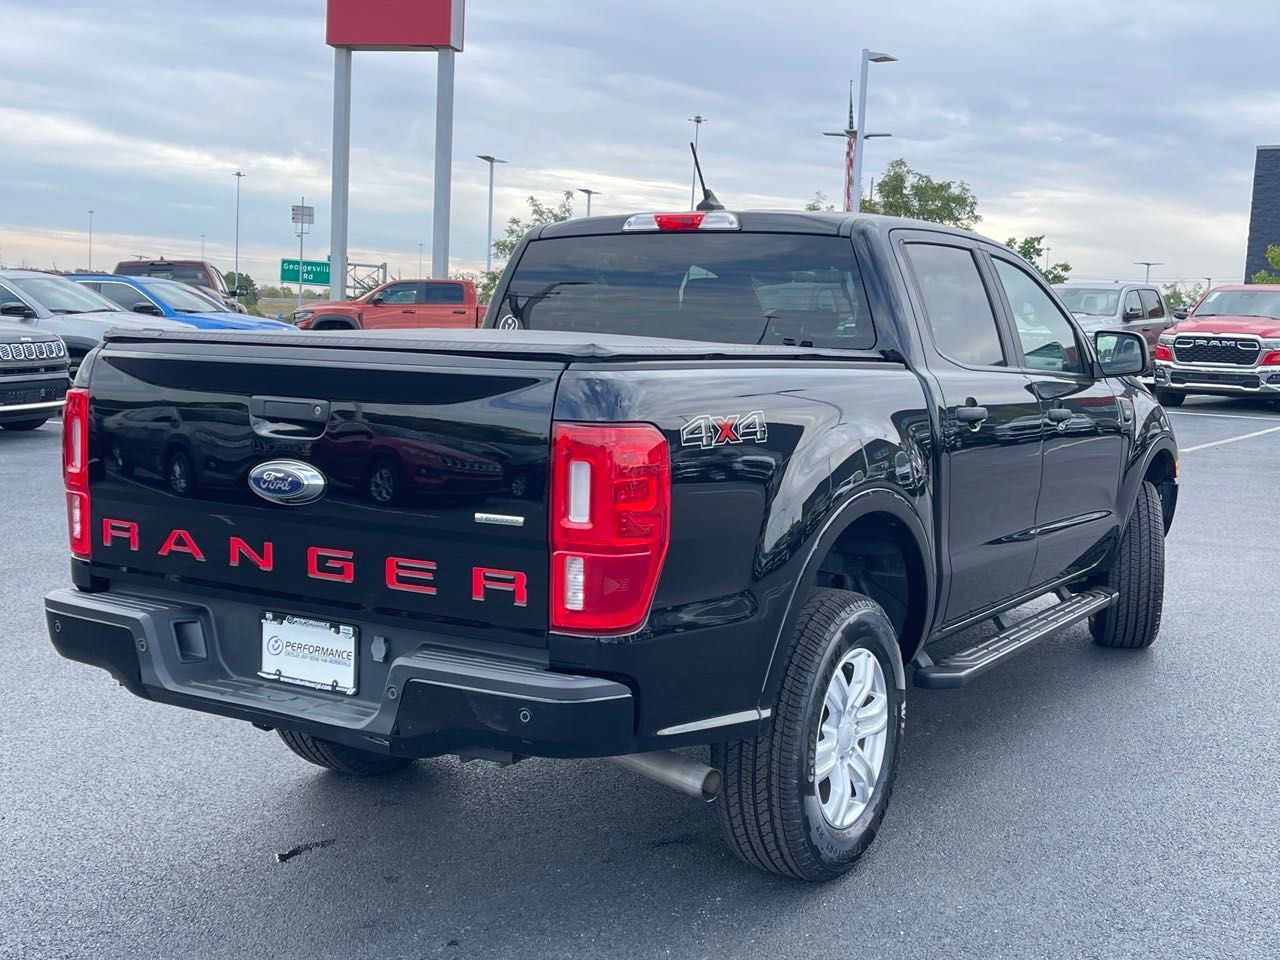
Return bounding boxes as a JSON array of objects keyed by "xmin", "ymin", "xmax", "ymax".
[{"xmin": 843, "ymin": 82, "xmax": 856, "ymax": 213}]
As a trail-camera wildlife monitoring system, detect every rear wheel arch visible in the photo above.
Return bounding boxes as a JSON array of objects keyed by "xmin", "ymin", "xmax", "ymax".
[{"xmin": 760, "ymin": 489, "xmax": 934, "ymax": 704}]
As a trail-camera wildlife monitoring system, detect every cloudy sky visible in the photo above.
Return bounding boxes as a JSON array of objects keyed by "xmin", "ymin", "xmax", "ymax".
[{"xmin": 0, "ymin": 0, "xmax": 1274, "ymax": 288}]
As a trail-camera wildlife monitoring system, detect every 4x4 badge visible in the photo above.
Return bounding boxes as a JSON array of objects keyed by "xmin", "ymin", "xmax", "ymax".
[{"xmin": 680, "ymin": 410, "xmax": 768, "ymax": 449}]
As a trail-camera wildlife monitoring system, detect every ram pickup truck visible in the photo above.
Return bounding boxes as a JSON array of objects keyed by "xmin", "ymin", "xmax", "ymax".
[
  {"xmin": 293, "ymin": 278, "xmax": 486, "ymax": 331},
  {"xmin": 46, "ymin": 210, "xmax": 1178, "ymax": 881},
  {"xmin": 0, "ymin": 328, "xmax": 68, "ymax": 431},
  {"xmin": 1151, "ymin": 283, "xmax": 1280, "ymax": 406}
]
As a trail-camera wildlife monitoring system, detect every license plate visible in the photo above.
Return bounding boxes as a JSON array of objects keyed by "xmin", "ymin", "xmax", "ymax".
[{"xmin": 259, "ymin": 612, "xmax": 358, "ymax": 695}]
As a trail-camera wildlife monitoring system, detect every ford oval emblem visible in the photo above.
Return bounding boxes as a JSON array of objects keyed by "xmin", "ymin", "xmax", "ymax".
[{"xmin": 248, "ymin": 460, "xmax": 327, "ymax": 505}]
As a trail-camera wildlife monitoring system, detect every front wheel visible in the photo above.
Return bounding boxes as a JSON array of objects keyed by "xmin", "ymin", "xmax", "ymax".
[
  {"xmin": 1090, "ymin": 481, "xmax": 1165, "ymax": 648},
  {"xmin": 1153, "ymin": 388, "xmax": 1185, "ymax": 407},
  {"xmin": 1, "ymin": 419, "xmax": 48, "ymax": 431},
  {"xmin": 713, "ymin": 589, "xmax": 904, "ymax": 882}
]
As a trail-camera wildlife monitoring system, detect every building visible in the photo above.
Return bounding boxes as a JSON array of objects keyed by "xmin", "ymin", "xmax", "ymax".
[{"xmin": 1244, "ymin": 145, "xmax": 1280, "ymax": 281}]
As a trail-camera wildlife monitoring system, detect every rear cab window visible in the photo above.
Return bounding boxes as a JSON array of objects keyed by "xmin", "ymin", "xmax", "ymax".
[{"xmin": 494, "ymin": 233, "xmax": 876, "ymax": 349}]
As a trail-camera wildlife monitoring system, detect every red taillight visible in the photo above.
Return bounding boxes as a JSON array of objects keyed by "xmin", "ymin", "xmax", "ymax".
[
  {"xmin": 1261, "ymin": 350, "xmax": 1280, "ymax": 366},
  {"xmin": 1154, "ymin": 343, "xmax": 1173, "ymax": 362},
  {"xmin": 550, "ymin": 423, "xmax": 670, "ymax": 635},
  {"xmin": 63, "ymin": 388, "xmax": 90, "ymax": 558}
]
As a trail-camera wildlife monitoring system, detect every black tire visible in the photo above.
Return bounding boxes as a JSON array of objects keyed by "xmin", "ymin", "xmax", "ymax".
[
  {"xmin": 277, "ymin": 729, "xmax": 415, "ymax": 776},
  {"xmin": 1153, "ymin": 388, "xmax": 1185, "ymax": 407},
  {"xmin": 0, "ymin": 419, "xmax": 48, "ymax": 431},
  {"xmin": 712, "ymin": 589, "xmax": 905, "ymax": 882},
  {"xmin": 1090, "ymin": 481, "xmax": 1165, "ymax": 648}
]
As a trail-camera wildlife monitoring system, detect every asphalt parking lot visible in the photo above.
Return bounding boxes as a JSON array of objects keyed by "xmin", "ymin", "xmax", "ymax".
[{"xmin": 3, "ymin": 396, "xmax": 1278, "ymax": 960}]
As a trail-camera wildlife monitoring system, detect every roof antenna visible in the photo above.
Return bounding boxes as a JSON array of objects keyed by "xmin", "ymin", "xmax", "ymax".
[{"xmin": 689, "ymin": 142, "xmax": 725, "ymax": 211}]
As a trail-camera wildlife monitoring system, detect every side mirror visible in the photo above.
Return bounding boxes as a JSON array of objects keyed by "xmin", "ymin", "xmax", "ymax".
[
  {"xmin": 1094, "ymin": 330, "xmax": 1149, "ymax": 377},
  {"xmin": 132, "ymin": 302, "xmax": 163, "ymax": 316},
  {"xmin": 369, "ymin": 295, "xmax": 385, "ymax": 306},
  {"xmin": 1123, "ymin": 306, "xmax": 1144, "ymax": 321},
  {"xmin": 0, "ymin": 300, "xmax": 34, "ymax": 318},
  {"xmin": 1173, "ymin": 308, "xmax": 1188, "ymax": 320}
]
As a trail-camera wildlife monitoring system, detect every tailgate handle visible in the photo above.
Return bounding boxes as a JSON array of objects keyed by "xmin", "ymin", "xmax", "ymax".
[{"xmin": 249, "ymin": 395, "xmax": 330, "ymax": 440}]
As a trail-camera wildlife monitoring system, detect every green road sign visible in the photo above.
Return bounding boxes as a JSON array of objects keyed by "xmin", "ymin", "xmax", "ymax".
[{"xmin": 280, "ymin": 258, "xmax": 331, "ymax": 285}]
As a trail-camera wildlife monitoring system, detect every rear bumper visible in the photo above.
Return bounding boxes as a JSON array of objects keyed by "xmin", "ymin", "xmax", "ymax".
[
  {"xmin": 1154, "ymin": 361, "xmax": 1280, "ymax": 395},
  {"xmin": 45, "ymin": 587, "xmax": 637, "ymax": 759}
]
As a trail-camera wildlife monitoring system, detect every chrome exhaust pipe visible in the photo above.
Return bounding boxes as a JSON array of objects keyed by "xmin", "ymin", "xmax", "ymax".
[{"xmin": 608, "ymin": 751, "xmax": 722, "ymax": 801}]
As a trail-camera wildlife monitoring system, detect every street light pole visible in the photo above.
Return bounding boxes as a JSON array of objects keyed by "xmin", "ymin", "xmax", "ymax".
[
  {"xmin": 851, "ymin": 50, "xmax": 897, "ymax": 214},
  {"xmin": 87, "ymin": 210, "xmax": 94, "ymax": 271},
  {"xmin": 233, "ymin": 171, "xmax": 245, "ymax": 302},
  {"xmin": 476, "ymin": 155, "xmax": 507, "ymax": 274},
  {"xmin": 1134, "ymin": 261, "xmax": 1163, "ymax": 283},
  {"xmin": 419, "ymin": 243, "xmax": 424, "ymax": 277},
  {"xmin": 200, "ymin": 234, "xmax": 206, "ymax": 261},
  {"xmin": 687, "ymin": 115, "xmax": 707, "ymax": 210},
  {"xmin": 578, "ymin": 188, "xmax": 600, "ymax": 217}
]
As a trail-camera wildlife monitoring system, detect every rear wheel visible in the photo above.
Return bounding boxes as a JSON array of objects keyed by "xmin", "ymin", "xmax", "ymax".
[
  {"xmin": 278, "ymin": 729, "xmax": 415, "ymax": 776},
  {"xmin": 713, "ymin": 589, "xmax": 904, "ymax": 881},
  {"xmin": 1153, "ymin": 388, "xmax": 1185, "ymax": 407},
  {"xmin": 0, "ymin": 419, "xmax": 47, "ymax": 431},
  {"xmin": 1091, "ymin": 481, "xmax": 1165, "ymax": 648}
]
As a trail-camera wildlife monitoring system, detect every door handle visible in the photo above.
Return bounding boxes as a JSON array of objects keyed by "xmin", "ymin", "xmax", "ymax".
[
  {"xmin": 955, "ymin": 405, "xmax": 989, "ymax": 425},
  {"xmin": 451, "ymin": 309, "xmax": 467, "ymax": 315},
  {"xmin": 401, "ymin": 309, "xmax": 416, "ymax": 314},
  {"xmin": 1045, "ymin": 407, "xmax": 1072, "ymax": 423}
]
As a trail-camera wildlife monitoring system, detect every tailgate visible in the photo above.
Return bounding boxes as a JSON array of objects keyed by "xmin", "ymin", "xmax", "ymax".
[{"xmin": 86, "ymin": 340, "xmax": 562, "ymax": 646}]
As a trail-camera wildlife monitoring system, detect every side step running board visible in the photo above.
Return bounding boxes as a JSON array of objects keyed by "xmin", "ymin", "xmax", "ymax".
[{"xmin": 914, "ymin": 588, "xmax": 1118, "ymax": 689}]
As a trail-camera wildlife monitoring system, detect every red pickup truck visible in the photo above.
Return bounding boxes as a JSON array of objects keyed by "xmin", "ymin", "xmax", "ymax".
[{"xmin": 293, "ymin": 279, "xmax": 486, "ymax": 330}]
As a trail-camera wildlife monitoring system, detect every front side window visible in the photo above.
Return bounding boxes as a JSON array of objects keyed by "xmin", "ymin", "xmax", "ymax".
[
  {"xmin": 497, "ymin": 233, "xmax": 875, "ymax": 349},
  {"xmin": 1139, "ymin": 289, "xmax": 1164, "ymax": 319},
  {"xmin": 375, "ymin": 282, "xmax": 420, "ymax": 305},
  {"xmin": 904, "ymin": 243, "xmax": 1005, "ymax": 367},
  {"xmin": 1124, "ymin": 289, "xmax": 1143, "ymax": 319},
  {"xmin": 993, "ymin": 259, "xmax": 1084, "ymax": 374}
]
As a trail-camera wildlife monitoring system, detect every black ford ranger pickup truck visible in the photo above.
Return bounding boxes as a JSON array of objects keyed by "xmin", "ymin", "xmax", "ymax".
[{"xmin": 46, "ymin": 211, "xmax": 1178, "ymax": 881}]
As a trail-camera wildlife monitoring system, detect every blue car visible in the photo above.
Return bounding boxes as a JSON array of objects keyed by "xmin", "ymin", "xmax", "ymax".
[{"xmin": 67, "ymin": 275, "xmax": 292, "ymax": 331}]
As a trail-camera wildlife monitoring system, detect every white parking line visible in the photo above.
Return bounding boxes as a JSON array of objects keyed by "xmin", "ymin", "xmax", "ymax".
[
  {"xmin": 1180, "ymin": 424, "xmax": 1280, "ymax": 453},
  {"xmin": 1168, "ymin": 410, "xmax": 1280, "ymax": 422}
]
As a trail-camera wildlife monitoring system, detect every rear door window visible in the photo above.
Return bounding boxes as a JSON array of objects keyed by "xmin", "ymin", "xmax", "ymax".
[
  {"xmin": 422, "ymin": 283, "xmax": 466, "ymax": 305},
  {"xmin": 903, "ymin": 243, "xmax": 1006, "ymax": 367},
  {"xmin": 497, "ymin": 234, "xmax": 875, "ymax": 349}
]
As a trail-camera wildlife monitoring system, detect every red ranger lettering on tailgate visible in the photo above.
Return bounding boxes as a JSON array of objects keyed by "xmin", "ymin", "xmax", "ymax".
[{"xmin": 95, "ymin": 520, "xmax": 527, "ymax": 605}]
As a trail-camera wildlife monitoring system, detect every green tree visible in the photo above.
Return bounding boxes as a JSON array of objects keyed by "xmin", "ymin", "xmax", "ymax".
[
  {"xmin": 223, "ymin": 271, "xmax": 258, "ymax": 305},
  {"xmin": 1161, "ymin": 282, "xmax": 1205, "ymax": 311},
  {"xmin": 861, "ymin": 158, "xmax": 981, "ymax": 229},
  {"xmin": 462, "ymin": 191, "xmax": 577, "ymax": 303},
  {"xmin": 1004, "ymin": 235, "xmax": 1072, "ymax": 285},
  {"xmin": 804, "ymin": 191, "xmax": 835, "ymax": 212},
  {"xmin": 1250, "ymin": 243, "xmax": 1280, "ymax": 283}
]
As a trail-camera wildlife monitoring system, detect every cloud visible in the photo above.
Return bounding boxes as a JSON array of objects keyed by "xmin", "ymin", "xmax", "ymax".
[{"xmin": 0, "ymin": 0, "xmax": 1274, "ymax": 288}]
